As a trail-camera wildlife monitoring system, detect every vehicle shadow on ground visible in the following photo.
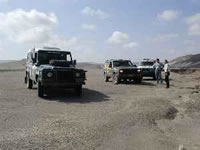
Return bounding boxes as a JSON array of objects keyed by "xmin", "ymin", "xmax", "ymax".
[
  {"xmin": 143, "ymin": 78, "xmax": 156, "ymax": 81},
  {"xmin": 122, "ymin": 81, "xmax": 156, "ymax": 86},
  {"xmin": 105, "ymin": 79, "xmax": 156, "ymax": 86},
  {"xmin": 43, "ymin": 88, "xmax": 110, "ymax": 103},
  {"xmin": 140, "ymin": 81, "xmax": 156, "ymax": 86}
]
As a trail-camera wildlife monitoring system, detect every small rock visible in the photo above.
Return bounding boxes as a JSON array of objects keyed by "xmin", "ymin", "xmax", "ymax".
[
  {"xmin": 179, "ymin": 144, "xmax": 186, "ymax": 150},
  {"xmin": 191, "ymin": 91, "xmax": 199, "ymax": 94},
  {"xmin": 195, "ymin": 85, "xmax": 200, "ymax": 90}
]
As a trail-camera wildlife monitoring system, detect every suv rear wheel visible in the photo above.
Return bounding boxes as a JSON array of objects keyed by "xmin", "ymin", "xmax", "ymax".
[
  {"xmin": 27, "ymin": 76, "xmax": 33, "ymax": 89},
  {"xmin": 104, "ymin": 74, "xmax": 109, "ymax": 82}
]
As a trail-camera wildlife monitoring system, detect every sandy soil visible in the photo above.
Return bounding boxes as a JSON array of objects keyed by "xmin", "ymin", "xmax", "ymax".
[{"xmin": 0, "ymin": 65, "xmax": 200, "ymax": 150}]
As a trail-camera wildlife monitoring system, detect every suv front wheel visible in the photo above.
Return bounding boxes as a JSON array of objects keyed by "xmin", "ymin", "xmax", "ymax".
[
  {"xmin": 153, "ymin": 75, "xmax": 156, "ymax": 80},
  {"xmin": 113, "ymin": 75, "xmax": 120, "ymax": 84},
  {"xmin": 135, "ymin": 77, "xmax": 143, "ymax": 83},
  {"xmin": 75, "ymin": 85, "xmax": 82, "ymax": 96},
  {"xmin": 38, "ymin": 81, "xmax": 44, "ymax": 98},
  {"xmin": 27, "ymin": 75, "xmax": 33, "ymax": 89}
]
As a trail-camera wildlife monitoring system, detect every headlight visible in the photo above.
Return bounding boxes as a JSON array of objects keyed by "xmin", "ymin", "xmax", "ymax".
[
  {"xmin": 76, "ymin": 72, "xmax": 80, "ymax": 77},
  {"xmin": 47, "ymin": 72, "xmax": 53, "ymax": 78},
  {"xmin": 137, "ymin": 69, "xmax": 141, "ymax": 72},
  {"xmin": 119, "ymin": 70, "xmax": 123, "ymax": 73}
]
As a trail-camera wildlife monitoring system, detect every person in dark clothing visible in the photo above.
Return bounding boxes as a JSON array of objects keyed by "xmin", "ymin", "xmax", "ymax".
[{"xmin": 164, "ymin": 59, "xmax": 170, "ymax": 88}]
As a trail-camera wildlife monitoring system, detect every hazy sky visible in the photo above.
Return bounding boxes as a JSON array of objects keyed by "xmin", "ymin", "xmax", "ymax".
[{"xmin": 0, "ymin": 0, "xmax": 200, "ymax": 62}]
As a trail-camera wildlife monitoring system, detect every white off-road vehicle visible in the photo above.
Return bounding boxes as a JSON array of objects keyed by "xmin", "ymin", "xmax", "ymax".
[
  {"xmin": 25, "ymin": 47, "xmax": 87, "ymax": 97},
  {"xmin": 138, "ymin": 58, "xmax": 156, "ymax": 80}
]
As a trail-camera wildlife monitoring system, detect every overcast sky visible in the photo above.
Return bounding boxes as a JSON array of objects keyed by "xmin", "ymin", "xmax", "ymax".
[{"xmin": 0, "ymin": 0, "xmax": 200, "ymax": 62}]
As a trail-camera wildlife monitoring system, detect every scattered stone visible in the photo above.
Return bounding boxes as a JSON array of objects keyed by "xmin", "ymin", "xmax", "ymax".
[
  {"xmin": 195, "ymin": 85, "xmax": 200, "ymax": 90},
  {"xmin": 179, "ymin": 144, "xmax": 186, "ymax": 150},
  {"xmin": 165, "ymin": 106, "xmax": 178, "ymax": 120},
  {"xmin": 191, "ymin": 91, "xmax": 199, "ymax": 94}
]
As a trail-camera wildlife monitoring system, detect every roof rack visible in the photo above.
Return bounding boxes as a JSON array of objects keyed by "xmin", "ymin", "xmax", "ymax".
[
  {"xmin": 142, "ymin": 58, "xmax": 154, "ymax": 62},
  {"xmin": 43, "ymin": 46, "xmax": 61, "ymax": 50}
]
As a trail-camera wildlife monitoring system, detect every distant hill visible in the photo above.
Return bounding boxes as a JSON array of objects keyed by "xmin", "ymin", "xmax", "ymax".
[
  {"xmin": 0, "ymin": 59, "xmax": 26, "ymax": 70},
  {"xmin": 1, "ymin": 54, "xmax": 200, "ymax": 70},
  {"xmin": 0, "ymin": 60, "xmax": 14, "ymax": 64},
  {"xmin": 77, "ymin": 63, "xmax": 103, "ymax": 70},
  {"xmin": 170, "ymin": 54, "xmax": 200, "ymax": 68}
]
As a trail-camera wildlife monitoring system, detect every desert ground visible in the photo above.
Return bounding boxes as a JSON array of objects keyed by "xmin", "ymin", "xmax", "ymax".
[{"xmin": 0, "ymin": 63, "xmax": 200, "ymax": 150}]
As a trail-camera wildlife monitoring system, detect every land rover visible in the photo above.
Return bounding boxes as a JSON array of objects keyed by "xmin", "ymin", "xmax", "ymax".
[{"xmin": 25, "ymin": 47, "xmax": 87, "ymax": 97}]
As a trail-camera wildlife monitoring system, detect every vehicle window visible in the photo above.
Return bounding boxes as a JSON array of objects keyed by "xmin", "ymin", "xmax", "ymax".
[
  {"xmin": 27, "ymin": 52, "xmax": 32, "ymax": 62},
  {"xmin": 132, "ymin": 64, "xmax": 137, "ymax": 67},
  {"xmin": 113, "ymin": 61, "xmax": 133, "ymax": 67},
  {"xmin": 109, "ymin": 62, "xmax": 112, "ymax": 68},
  {"xmin": 35, "ymin": 53, "xmax": 37, "ymax": 61},
  {"xmin": 38, "ymin": 51, "xmax": 72, "ymax": 64}
]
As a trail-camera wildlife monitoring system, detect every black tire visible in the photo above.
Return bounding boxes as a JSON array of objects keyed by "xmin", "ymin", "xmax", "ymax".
[
  {"xmin": 38, "ymin": 81, "xmax": 44, "ymax": 98},
  {"xmin": 24, "ymin": 76, "xmax": 27, "ymax": 84},
  {"xmin": 113, "ymin": 75, "xmax": 120, "ymax": 84},
  {"xmin": 135, "ymin": 77, "xmax": 143, "ymax": 83},
  {"xmin": 104, "ymin": 74, "xmax": 109, "ymax": 82},
  {"xmin": 27, "ymin": 76, "xmax": 33, "ymax": 89},
  {"xmin": 153, "ymin": 75, "xmax": 156, "ymax": 80},
  {"xmin": 75, "ymin": 85, "xmax": 82, "ymax": 96}
]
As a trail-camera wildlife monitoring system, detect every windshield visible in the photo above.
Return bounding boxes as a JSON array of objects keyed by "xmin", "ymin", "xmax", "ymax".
[
  {"xmin": 141, "ymin": 62, "xmax": 154, "ymax": 66},
  {"xmin": 38, "ymin": 51, "xmax": 72, "ymax": 65},
  {"xmin": 113, "ymin": 60, "xmax": 133, "ymax": 67}
]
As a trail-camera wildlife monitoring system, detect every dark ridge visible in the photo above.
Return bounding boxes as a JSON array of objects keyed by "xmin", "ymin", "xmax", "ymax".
[{"xmin": 170, "ymin": 54, "xmax": 200, "ymax": 68}]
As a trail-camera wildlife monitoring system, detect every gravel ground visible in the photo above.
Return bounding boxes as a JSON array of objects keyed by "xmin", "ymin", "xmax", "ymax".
[{"xmin": 0, "ymin": 67, "xmax": 200, "ymax": 150}]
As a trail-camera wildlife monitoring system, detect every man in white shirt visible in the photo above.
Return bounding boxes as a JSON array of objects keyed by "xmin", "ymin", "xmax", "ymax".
[{"xmin": 164, "ymin": 59, "xmax": 170, "ymax": 88}]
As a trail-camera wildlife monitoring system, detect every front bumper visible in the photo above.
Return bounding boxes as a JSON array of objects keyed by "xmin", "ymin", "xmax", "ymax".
[
  {"xmin": 118, "ymin": 73, "xmax": 143, "ymax": 79},
  {"xmin": 41, "ymin": 78, "xmax": 86, "ymax": 88}
]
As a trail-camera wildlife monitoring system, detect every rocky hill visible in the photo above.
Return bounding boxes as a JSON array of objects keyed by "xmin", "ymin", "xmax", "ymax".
[{"xmin": 170, "ymin": 54, "xmax": 200, "ymax": 68}]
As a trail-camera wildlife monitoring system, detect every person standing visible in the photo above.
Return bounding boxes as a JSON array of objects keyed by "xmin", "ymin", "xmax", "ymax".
[
  {"xmin": 164, "ymin": 59, "xmax": 170, "ymax": 88},
  {"xmin": 153, "ymin": 58, "xmax": 163, "ymax": 85}
]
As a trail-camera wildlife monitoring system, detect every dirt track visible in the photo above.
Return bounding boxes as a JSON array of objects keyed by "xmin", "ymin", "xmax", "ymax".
[{"xmin": 0, "ymin": 67, "xmax": 200, "ymax": 150}]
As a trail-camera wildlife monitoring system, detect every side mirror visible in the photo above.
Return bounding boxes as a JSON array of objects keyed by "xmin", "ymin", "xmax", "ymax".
[
  {"xmin": 73, "ymin": 60, "xmax": 77, "ymax": 66},
  {"xmin": 35, "ymin": 63, "xmax": 40, "ymax": 66},
  {"xmin": 109, "ymin": 64, "xmax": 112, "ymax": 68}
]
